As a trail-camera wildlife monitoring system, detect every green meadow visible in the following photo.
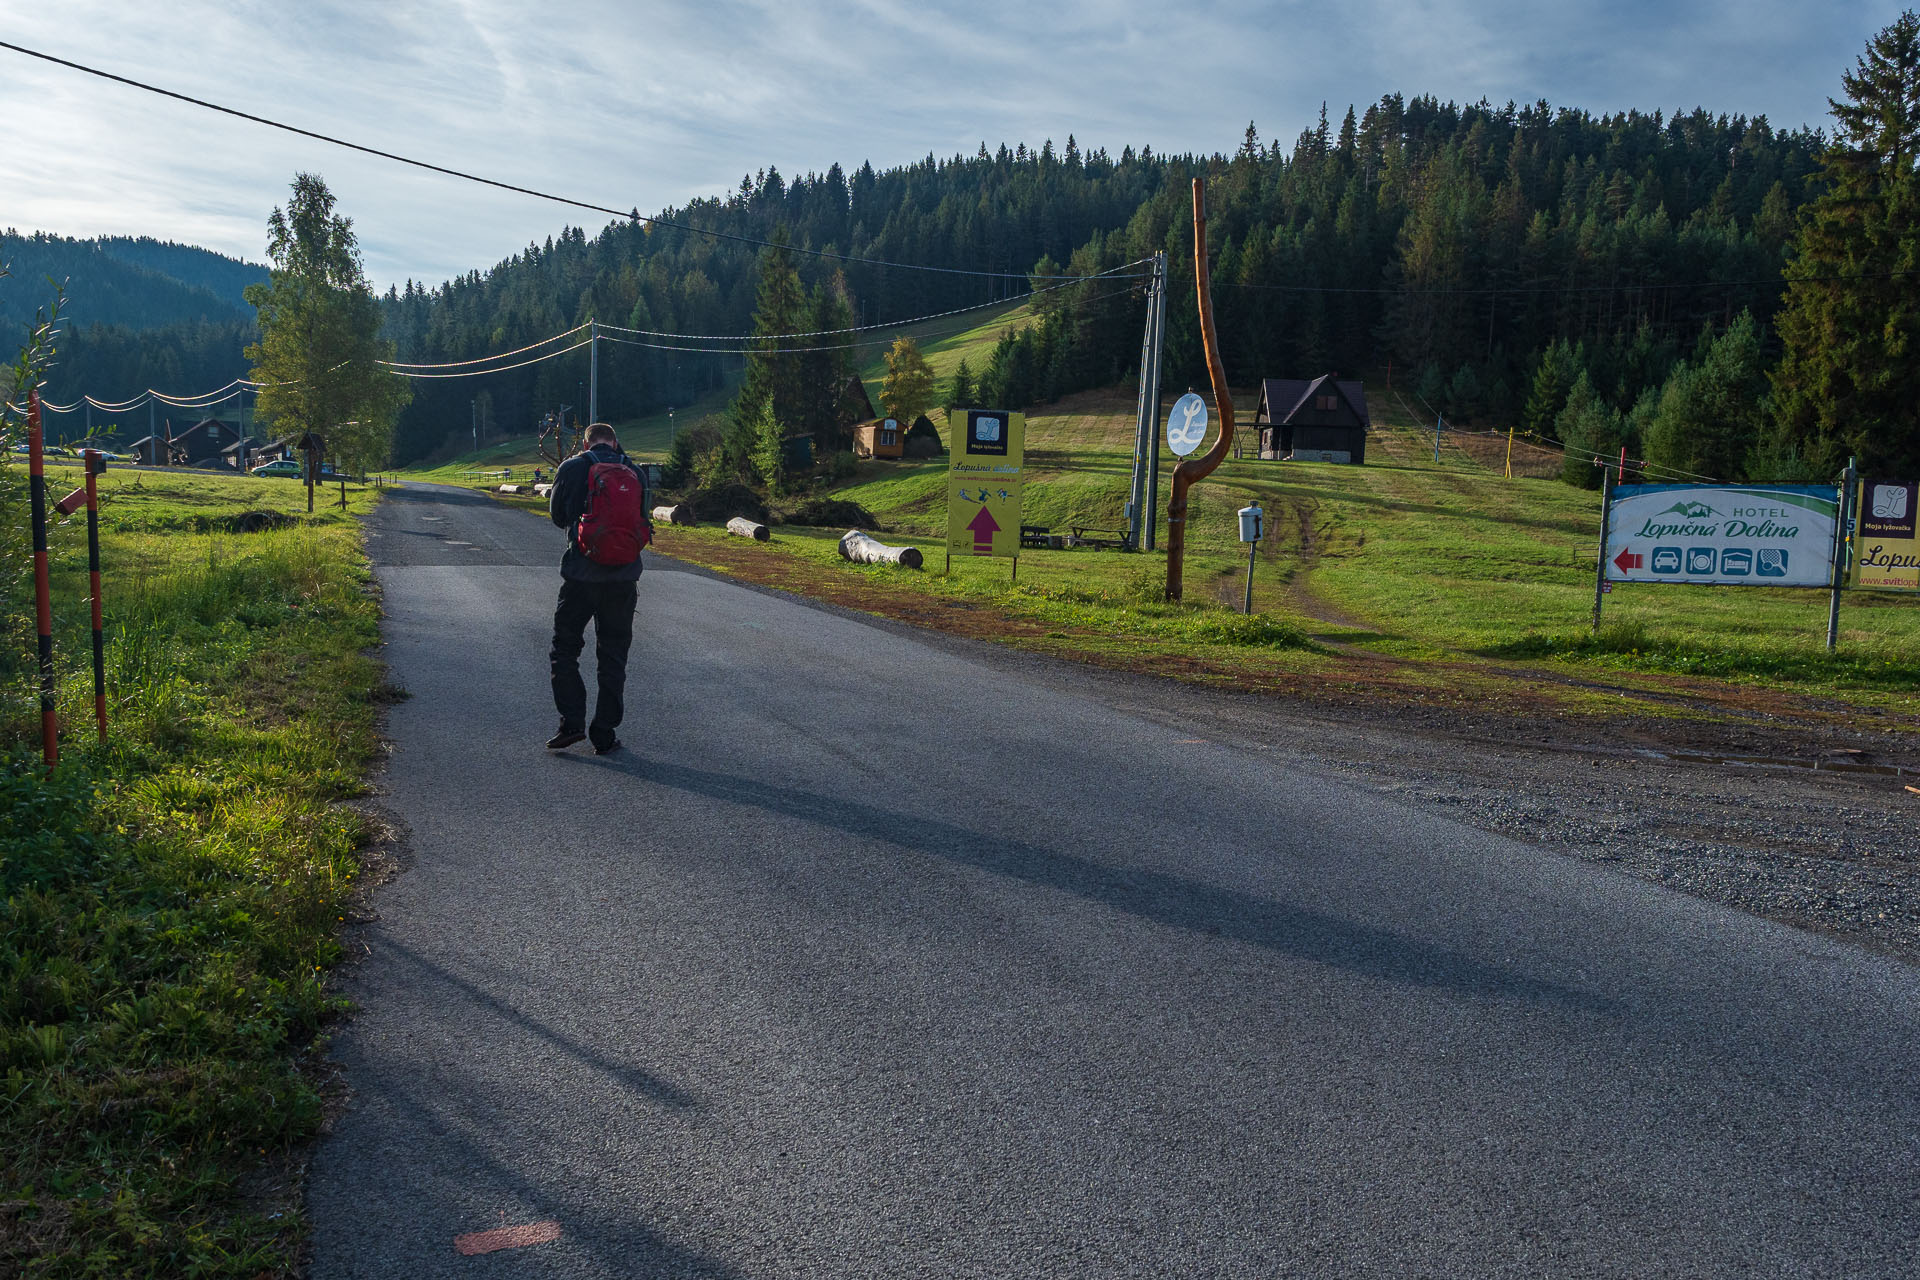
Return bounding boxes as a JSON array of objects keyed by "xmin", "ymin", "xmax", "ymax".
[{"xmin": 2, "ymin": 468, "xmax": 385, "ymax": 1276}]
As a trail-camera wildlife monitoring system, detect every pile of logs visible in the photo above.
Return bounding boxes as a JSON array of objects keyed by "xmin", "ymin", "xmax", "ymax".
[{"xmin": 652, "ymin": 504, "xmax": 695, "ymax": 526}]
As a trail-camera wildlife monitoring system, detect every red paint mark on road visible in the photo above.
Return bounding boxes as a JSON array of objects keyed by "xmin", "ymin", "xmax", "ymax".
[{"xmin": 453, "ymin": 1221, "xmax": 561, "ymax": 1256}]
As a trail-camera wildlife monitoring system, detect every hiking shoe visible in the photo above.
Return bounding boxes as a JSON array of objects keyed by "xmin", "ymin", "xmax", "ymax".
[
  {"xmin": 593, "ymin": 738, "xmax": 623, "ymax": 756},
  {"xmin": 546, "ymin": 729, "xmax": 587, "ymax": 750}
]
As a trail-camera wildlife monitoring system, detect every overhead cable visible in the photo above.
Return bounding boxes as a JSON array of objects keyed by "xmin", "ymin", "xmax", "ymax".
[
  {"xmin": 379, "ymin": 322, "xmax": 593, "ymax": 369},
  {"xmin": 1217, "ymin": 267, "xmax": 1920, "ymax": 297},
  {"xmin": 596, "ymin": 283, "xmax": 1143, "ymax": 357},
  {"xmin": 0, "ymin": 39, "xmax": 1128, "ymax": 283},
  {"xmin": 597, "ymin": 263, "xmax": 1151, "ymax": 343},
  {"xmin": 385, "ymin": 335, "xmax": 596, "ymax": 379}
]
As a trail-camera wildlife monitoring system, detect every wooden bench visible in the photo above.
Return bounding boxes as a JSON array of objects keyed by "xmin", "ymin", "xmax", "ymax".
[
  {"xmin": 1020, "ymin": 524, "xmax": 1063, "ymax": 550},
  {"xmin": 1068, "ymin": 525, "xmax": 1134, "ymax": 551}
]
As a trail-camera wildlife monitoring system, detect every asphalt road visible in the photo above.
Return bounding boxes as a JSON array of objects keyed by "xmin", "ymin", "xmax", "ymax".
[{"xmin": 308, "ymin": 482, "xmax": 1920, "ymax": 1278}]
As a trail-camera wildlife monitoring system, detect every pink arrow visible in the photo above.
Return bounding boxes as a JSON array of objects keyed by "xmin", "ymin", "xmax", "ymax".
[{"xmin": 967, "ymin": 505, "xmax": 1000, "ymax": 555}]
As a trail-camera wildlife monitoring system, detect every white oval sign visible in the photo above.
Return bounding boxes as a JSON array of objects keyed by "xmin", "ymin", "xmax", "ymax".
[{"xmin": 1167, "ymin": 393, "xmax": 1208, "ymax": 456}]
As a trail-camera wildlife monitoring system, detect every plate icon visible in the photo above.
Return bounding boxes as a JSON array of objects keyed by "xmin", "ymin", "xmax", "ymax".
[{"xmin": 1686, "ymin": 547, "xmax": 1717, "ymax": 574}]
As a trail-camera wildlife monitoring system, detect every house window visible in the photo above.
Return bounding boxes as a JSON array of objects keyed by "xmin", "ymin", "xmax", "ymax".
[
  {"xmin": 1316, "ymin": 395, "xmax": 1337, "ymax": 411},
  {"xmin": 880, "ymin": 430, "xmax": 897, "ymax": 446}
]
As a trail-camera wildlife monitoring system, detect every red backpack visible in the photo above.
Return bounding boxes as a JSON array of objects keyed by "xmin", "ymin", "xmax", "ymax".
[{"xmin": 574, "ymin": 460, "xmax": 651, "ymax": 566}]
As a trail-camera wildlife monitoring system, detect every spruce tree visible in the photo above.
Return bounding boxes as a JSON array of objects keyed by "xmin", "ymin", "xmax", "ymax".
[
  {"xmin": 749, "ymin": 396, "xmax": 786, "ymax": 493},
  {"xmin": 947, "ymin": 357, "xmax": 975, "ymax": 410},
  {"xmin": 1769, "ymin": 10, "xmax": 1920, "ymax": 476},
  {"xmin": 734, "ymin": 229, "xmax": 808, "ymax": 448},
  {"xmin": 1646, "ymin": 311, "xmax": 1767, "ymax": 482}
]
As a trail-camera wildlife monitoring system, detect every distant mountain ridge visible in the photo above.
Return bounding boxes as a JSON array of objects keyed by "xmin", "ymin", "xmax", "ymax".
[{"xmin": 0, "ymin": 231, "xmax": 266, "ymax": 334}]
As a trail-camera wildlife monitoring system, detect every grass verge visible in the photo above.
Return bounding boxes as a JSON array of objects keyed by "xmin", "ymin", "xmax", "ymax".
[{"xmin": 2, "ymin": 470, "xmax": 385, "ymax": 1276}]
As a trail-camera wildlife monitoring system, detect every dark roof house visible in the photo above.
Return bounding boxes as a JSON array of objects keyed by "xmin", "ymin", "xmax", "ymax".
[
  {"xmin": 127, "ymin": 434, "xmax": 181, "ymax": 466},
  {"xmin": 1252, "ymin": 376, "xmax": 1369, "ymax": 464},
  {"xmin": 171, "ymin": 417, "xmax": 245, "ymax": 464}
]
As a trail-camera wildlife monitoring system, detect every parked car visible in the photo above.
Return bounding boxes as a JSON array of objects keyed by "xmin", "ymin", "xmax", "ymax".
[{"xmin": 251, "ymin": 459, "xmax": 304, "ymax": 478}]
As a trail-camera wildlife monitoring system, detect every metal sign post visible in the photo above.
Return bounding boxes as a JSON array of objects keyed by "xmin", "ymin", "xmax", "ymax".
[
  {"xmin": 1239, "ymin": 504, "xmax": 1264, "ymax": 614},
  {"xmin": 1591, "ymin": 470, "xmax": 1612, "ymax": 633},
  {"xmin": 1827, "ymin": 458, "xmax": 1855, "ymax": 652}
]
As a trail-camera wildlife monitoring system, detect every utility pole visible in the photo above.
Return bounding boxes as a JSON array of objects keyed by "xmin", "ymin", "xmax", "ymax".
[
  {"xmin": 1165, "ymin": 183, "xmax": 1234, "ymax": 603},
  {"xmin": 471, "ymin": 398, "xmax": 478, "ymax": 453},
  {"xmin": 1143, "ymin": 251, "xmax": 1167, "ymax": 551},
  {"xmin": 1127, "ymin": 257, "xmax": 1160, "ymax": 551},
  {"xmin": 589, "ymin": 319, "xmax": 599, "ymax": 425}
]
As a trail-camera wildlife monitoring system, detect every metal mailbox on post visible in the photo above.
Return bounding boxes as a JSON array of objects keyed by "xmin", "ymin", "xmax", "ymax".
[{"xmin": 1238, "ymin": 503, "xmax": 1264, "ymax": 614}]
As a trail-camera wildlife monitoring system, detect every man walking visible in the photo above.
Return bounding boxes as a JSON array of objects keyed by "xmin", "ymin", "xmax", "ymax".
[{"xmin": 547, "ymin": 423, "xmax": 649, "ymax": 754}]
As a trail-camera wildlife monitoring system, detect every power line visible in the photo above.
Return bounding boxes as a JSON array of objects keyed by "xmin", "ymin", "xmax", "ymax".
[
  {"xmin": 1216, "ymin": 267, "xmax": 1920, "ymax": 298},
  {"xmin": 386, "ymin": 335, "xmax": 595, "ymax": 379},
  {"xmin": 596, "ymin": 262, "xmax": 1150, "ymax": 343},
  {"xmin": 0, "ymin": 39, "xmax": 1129, "ymax": 283},
  {"xmin": 597, "ymin": 283, "xmax": 1143, "ymax": 357},
  {"xmin": 380, "ymin": 322, "xmax": 591, "ymax": 369}
]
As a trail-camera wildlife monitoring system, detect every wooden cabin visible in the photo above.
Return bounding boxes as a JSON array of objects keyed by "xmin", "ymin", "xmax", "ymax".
[
  {"xmin": 1253, "ymin": 376, "xmax": 1369, "ymax": 463},
  {"xmin": 852, "ymin": 417, "xmax": 905, "ymax": 460}
]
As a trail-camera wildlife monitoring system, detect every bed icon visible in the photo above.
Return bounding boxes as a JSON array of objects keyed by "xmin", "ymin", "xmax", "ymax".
[{"xmin": 1720, "ymin": 548, "xmax": 1753, "ymax": 575}]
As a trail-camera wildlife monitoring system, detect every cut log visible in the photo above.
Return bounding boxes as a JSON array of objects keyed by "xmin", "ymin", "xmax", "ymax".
[
  {"xmin": 726, "ymin": 516, "xmax": 771, "ymax": 541},
  {"xmin": 839, "ymin": 529, "xmax": 923, "ymax": 569},
  {"xmin": 496, "ymin": 484, "xmax": 523, "ymax": 494},
  {"xmin": 652, "ymin": 504, "xmax": 695, "ymax": 526},
  {"xmin": 533, "ymin": 483, "xmax": 553, "ymax": 498}
]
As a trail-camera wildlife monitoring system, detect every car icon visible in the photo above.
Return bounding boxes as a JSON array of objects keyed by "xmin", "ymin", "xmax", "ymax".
[
  {"xmin": 1720, "ymin": 548, "xmax": 1753, "ymax": 575},
  {"xmin": 1686, "ymin": 547, "xmax": 1718, "ymax": 574},
  {"xmin": 1651, "ymin": 547, "xmax": 1683, "ymax": 574}
]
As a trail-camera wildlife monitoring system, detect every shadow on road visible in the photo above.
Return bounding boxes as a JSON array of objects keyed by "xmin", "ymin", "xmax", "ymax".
[
  {"xmin": 332, "ymin": 1061, "xmax": 743, "ymax": 1278},
  {"xmin": 568, "ymin": 754, "xmax": 1613, "ymax": 1014},
  {"xmin": 377, "ymin": 934, "xmax": 701, "ymax": 1110}
]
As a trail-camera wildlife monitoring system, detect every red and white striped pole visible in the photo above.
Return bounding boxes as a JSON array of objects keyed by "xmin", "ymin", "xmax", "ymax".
[{"xmin": 27, "ymin": 390, "xmax": 57, "ymax": 766}]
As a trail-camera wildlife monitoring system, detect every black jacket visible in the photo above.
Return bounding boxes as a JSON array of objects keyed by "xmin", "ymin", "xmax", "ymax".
[{"xmin": 549, "ymin": 444, "xmax": 648, "ymax": 583}]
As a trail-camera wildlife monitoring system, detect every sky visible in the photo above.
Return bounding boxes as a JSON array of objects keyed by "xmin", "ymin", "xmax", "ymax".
[{"xmin": 0, "ymin": 1, "xmax": 1906, "ymax": 290}]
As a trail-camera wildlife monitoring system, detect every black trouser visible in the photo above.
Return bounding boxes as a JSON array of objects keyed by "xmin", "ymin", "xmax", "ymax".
[{"xmin": 550, "ymin": 578, "xmax": 638, "ymax": 746}]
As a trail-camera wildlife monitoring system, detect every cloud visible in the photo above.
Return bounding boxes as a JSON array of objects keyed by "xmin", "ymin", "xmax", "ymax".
[{"xmin": 0, "ymin": 0, "xmax": 1904, "ymax": 290}]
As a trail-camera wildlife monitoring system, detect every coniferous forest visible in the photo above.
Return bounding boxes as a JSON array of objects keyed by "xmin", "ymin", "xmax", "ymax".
[
  {"xmin": 378, "ymin": 95, "xmax": 1832, "ymax": 476},
  {"xmin": 21, "ymin": 18, "xmax": 1920, "ymax": 485}
]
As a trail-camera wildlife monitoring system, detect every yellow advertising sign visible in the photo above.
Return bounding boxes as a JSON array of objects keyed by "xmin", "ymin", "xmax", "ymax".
[
  {"xmin": 1852, "ymin": 477, "xmax": 1920, "ymax": 592},
  {"xmin": 947, "ymin": 410, "xmax": 1025, "ymax": 560}
]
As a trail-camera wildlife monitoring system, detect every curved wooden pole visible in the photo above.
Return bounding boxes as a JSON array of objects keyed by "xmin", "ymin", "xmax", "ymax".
[{"xmin": 1165, "ymin": 177, "xmax": 1235, "ymax": 603}]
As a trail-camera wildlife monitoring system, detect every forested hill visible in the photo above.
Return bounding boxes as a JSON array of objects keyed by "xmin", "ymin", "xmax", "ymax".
[
  {"xmin": 0, "ymin": 232, "xmax": 265, "ymax": 331},
  {"xmin": 2, "ymin": 233, "xmax": 266, "ymax": 423},
  {"xmin": 382, "ymin": 96, "xmax": 1823, "ymax": 465}
]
